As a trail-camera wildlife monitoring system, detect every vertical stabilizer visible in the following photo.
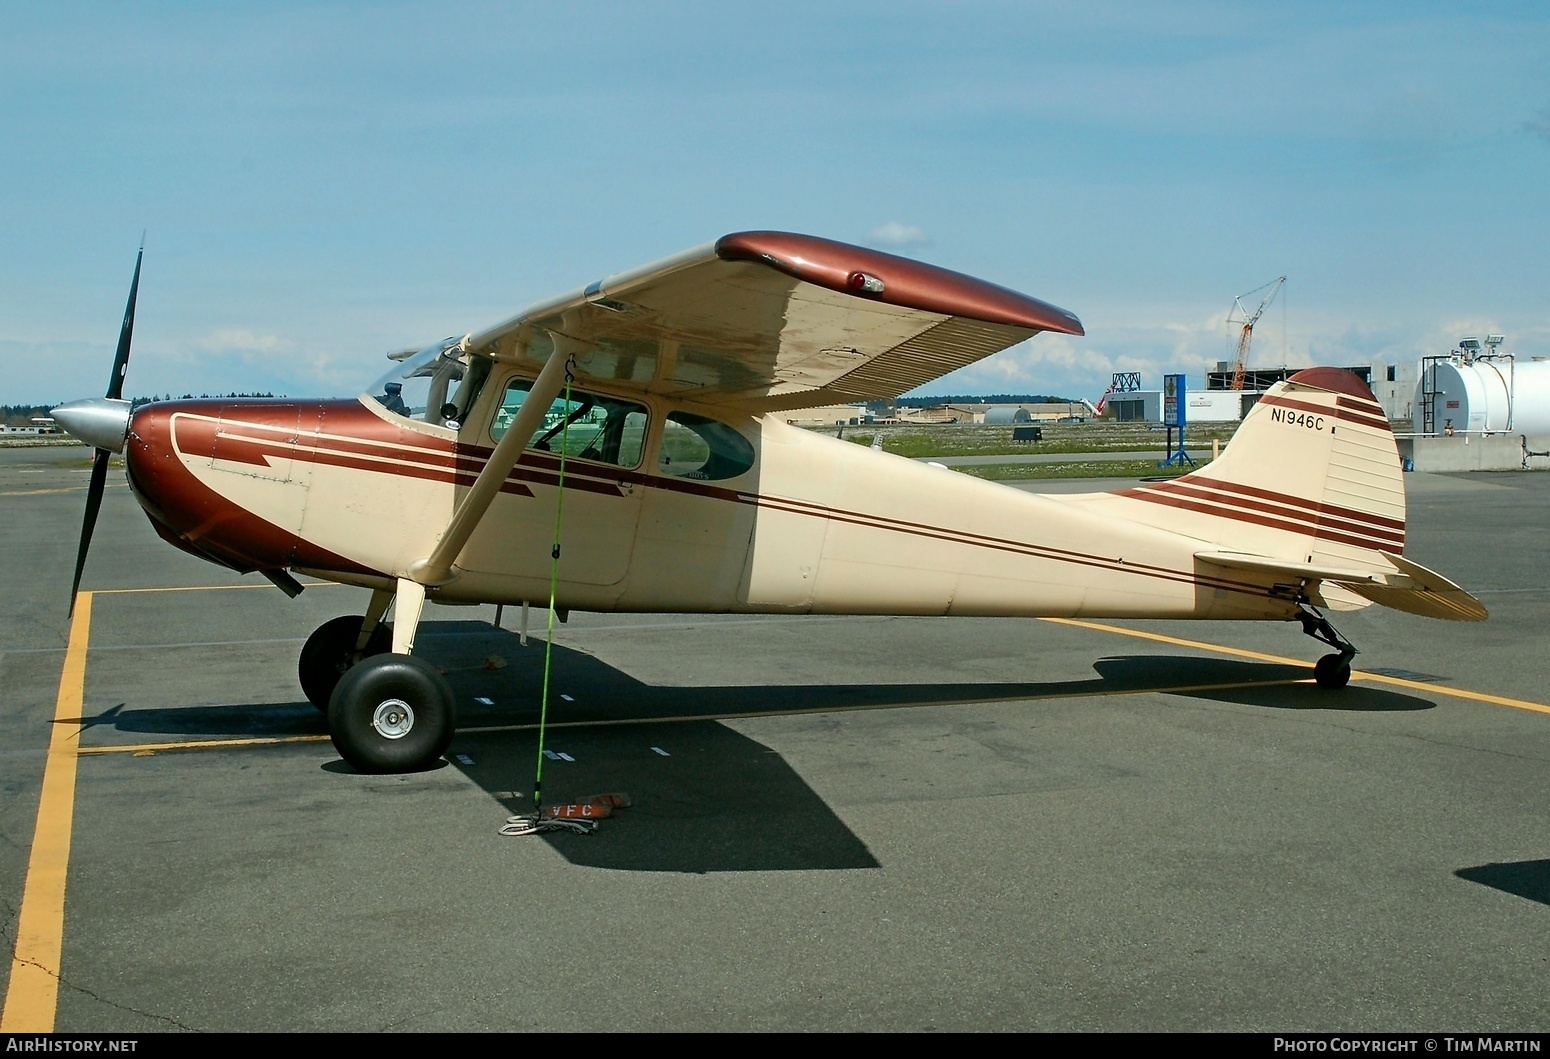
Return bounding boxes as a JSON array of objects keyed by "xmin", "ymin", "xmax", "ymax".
[{"xmin": 1106, "ymin": 369, "xmax": 1407, "ymax": 570}]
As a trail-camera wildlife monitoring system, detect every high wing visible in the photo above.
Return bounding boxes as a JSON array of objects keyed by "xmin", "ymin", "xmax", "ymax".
[{"xmin": 462, "ymin": 231, "xmax": 1083, "ymax": 412}]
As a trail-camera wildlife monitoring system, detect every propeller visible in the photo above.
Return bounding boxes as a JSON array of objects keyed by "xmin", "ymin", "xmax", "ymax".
[{"xmin": 54, "ymin": 246, "xmax": 143, "ymax": 615}]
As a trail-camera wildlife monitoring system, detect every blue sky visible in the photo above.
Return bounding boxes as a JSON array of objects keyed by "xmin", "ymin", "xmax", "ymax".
[{"xmin": 3, "ymin": 1, "xmax": 1547, "ymax": 405}]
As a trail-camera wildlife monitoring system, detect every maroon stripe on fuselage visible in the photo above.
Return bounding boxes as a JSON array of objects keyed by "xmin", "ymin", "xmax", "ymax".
[
  {"xmin": 1125, "ymin": 480, "xmax": 1406, "ymax": 549},
  {"xmin": 1138, "ymin": 482, "xmax": 1406, "ymax": 548},
  {"xmin": 711, "ymin": 485, "xmax": 1278, "ymax": 599},
  {"xmin": 137, "ymin": 397, "xmax": 1300, "ymax": 602},
  {"xmin": 1133, "ymin": 475, "xmax": 1406, "ymax": 533},
  {"xmin": 1121, "ymin": 489, "xmax": 1402, "ymax": 553},
  {"xmin": 1336, "ymin": 394, "xmax": 1387, "ymax": 417},
  {"xmin": 194, "ymin": 409, "xmax": 638, "ymax": 499},
  {"xmin": 127, "ymin": 401, "xmax": 384, "ymax": 577},
  {"xmin": 741, "ymin": 494, "xmax": 1267, "ymax": 597}
]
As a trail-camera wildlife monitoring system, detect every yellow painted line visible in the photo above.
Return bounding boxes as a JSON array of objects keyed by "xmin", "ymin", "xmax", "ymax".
[
  {"xmin": 0, "ymin": 484, "xmax": 129, "ymax": 497},
  {"xmin": 78, "ymin": 734, "xmax": 329, "ymax": 755},
  {"xmin": 1044, "ymin": 617, "xmax": 1315, "ymax": 667},
  {"xmin": 1349, "ymin": 672, "xmax": 1550, "ymax": 714},
  {"xmin": 2, "ymin": 594, "xmax": 92, "ymax": 1032},
  {"xmin": 92, "ymin": 581, "xmax": 343, "ymax": 595},
  {"xmin": 1042, "ymin": 617, "xmax": 1550, "ymax": 717}
]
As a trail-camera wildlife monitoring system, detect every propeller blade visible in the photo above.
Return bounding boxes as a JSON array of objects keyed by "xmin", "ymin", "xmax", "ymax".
[
  {"xmin": 69, "ymin": 447, "xmax": 112, "ymax": 615},
  {"xmin": 105, "ymin": 247, "xmax": 142, "ymax": 401},
  {"xmin": 69, "ymin": 245, "xmax": 143, "ymax": 613}
]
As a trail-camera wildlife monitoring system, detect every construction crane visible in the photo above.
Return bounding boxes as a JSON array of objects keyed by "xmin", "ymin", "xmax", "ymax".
[{"xmin": 1228, "ymin": 276, "xmax": 1285, "ymax": 392}]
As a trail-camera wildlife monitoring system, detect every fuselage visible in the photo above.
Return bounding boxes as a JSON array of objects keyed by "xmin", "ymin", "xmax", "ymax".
[{"xmin": 121, "ymin": 372, "xmax": 1299, "ymax": 624}]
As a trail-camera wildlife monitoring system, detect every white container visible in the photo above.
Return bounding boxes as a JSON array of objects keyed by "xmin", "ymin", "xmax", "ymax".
[{"xmin": 1416, "ymin": 358, "xmax": 1550, "ymax": 436}]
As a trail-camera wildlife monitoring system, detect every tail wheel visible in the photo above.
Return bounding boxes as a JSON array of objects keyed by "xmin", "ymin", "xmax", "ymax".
[
  {"xmin": 327, "ymin": 653, "xmax": 456, "ymax": 774},
  {"xmin": 299, "ymin": 615, "xmax": 391, "ymax": 710},
  {"xmin": 1313, "ymin": 653, "xmax": 1352, "ymax": 690}
]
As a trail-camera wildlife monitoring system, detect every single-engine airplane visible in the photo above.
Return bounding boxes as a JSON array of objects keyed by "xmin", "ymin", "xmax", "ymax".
[{"xmin": 52, "ymin": 232, "xmax": 1487, "ymax": 773}]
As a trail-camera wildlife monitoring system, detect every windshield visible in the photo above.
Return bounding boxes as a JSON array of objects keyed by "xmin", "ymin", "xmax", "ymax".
[{"xmin": 367, "ymin": 337, "xmax": 491, "ymax": 428}]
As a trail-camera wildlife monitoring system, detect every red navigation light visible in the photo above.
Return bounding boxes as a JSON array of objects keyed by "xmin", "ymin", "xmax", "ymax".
[{"xmin": 848, "ymin": 271, "xmax": 885, "ymax": 294}]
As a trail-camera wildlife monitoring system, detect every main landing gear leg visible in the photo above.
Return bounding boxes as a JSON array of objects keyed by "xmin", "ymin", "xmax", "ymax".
[
  {"xmin": 357, "ymin": 587, "xmax": 393, "ymax": 649},
  {"xmin": 391, "ymin": 578, "xmax": 426, "ymax": 656},
  {"xmin": 326, "ymin": 577, "xmax": 457, "ymax": 773},
  {"xmin": 1297, "ymin": 604, "xmax": 1356, "ymax": 690}
]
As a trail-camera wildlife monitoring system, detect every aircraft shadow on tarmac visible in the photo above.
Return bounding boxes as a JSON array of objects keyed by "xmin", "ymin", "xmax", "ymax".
[
  {"xmin": 1092, "ymin": 655, "xmax": 1436, "ymax": 712},
  {"xmin": 453, "ymin": 721, "xmax": 883, "ymax": 873},
  {"xmin": 82, "ymin": 625, "xmax": 1434, "ymax": 744},
  {"xmin": 79, "ymin": 622, "xmax": 1433, "ymax": 871},
  {"xmin": 1454, "ymin": 860, "xmax": 1550, "ymax": 907}
]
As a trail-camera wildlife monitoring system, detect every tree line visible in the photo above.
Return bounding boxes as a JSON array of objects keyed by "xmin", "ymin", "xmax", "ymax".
[{"xmin": 884, "ymin": 393, "xmax": 1079, "ymax": 409}]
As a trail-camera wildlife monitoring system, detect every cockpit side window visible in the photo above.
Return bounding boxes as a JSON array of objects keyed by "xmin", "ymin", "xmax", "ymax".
[
  {"xmin": 492, "ymin": 378, "xmax": 647, "ymax": 469},
  {"xmin": 368, "ymin": 338, "xmax": 492, "ymax": 429},
  {"xmin": 658, "ymin": 411, "xmax": 755, "ymax": 480}
]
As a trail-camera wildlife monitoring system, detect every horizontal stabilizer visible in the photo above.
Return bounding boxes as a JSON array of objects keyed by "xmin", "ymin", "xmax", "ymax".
[
  {"xmin": 1195, "ymin": 549, "xmax": 1487, "ymax": 622},
  {"xmin": 1195, "ymin": 551, "xmax": 1381, "ymax": 584},
  {"xmin": 1195, "ymin": 550, "xmax": 1376, "ymax": 611},
  {"xmin": 1346, "ymin": 553, "xmax": 1489, "ymax": 622}
]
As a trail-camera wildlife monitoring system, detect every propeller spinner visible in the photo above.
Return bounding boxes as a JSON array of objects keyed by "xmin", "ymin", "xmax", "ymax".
[{"xmin": 52, "ymin": 247, "xmax": 143, "ymax": 614}]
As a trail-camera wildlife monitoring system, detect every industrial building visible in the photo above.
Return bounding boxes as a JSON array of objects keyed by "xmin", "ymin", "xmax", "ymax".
[
  {"xmin": 780, "ymin": 338, "xmax": 1547, "ymax": 474},
  {"xmin": 781, "ymin": 404, "xmax": 876, "ymax": 427},
  {"xmin": 783, "ymin": 400, "xmax": 1097, "ymax": 427},
  {"xmin": 1105, "ymin": 387, "xmax": 1250, "ymax": 424},
  {"xmin": 1106, "ymin": 359, "xmax": 1417, "ymax": 426}
]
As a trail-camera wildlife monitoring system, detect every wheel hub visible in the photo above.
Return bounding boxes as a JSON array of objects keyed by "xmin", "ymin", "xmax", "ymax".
[{"xmin": 372, "ymin": 698, "xmax": 416, "ymax": 739}]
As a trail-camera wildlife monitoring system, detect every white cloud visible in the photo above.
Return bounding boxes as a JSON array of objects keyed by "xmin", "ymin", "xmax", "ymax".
[
  {"xmin": 904, "ymin": 308, "xmax": 1550, "ymax": 402},
  {"xmin": 868, "ymin": 221, "xmax": 931, "ymax": 249},
  {"xmin": 134, "ymin": 328, "xmax": 368, "ymax": 399},
  {"xmin": 914, "ymin": 311, "xmax": 1239, "ymax": 400},
  {"xmin": 198, "ymin": 329, "xmax": 286, "ymax": 354}
]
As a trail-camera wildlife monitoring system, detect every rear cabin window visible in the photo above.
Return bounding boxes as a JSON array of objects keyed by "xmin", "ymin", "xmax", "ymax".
[
  {"xmin": 658, "ymin": 412, "xmax": 755, "ymax": 481},
  {"xmin": 492, "ymin": 379, "xmax": 647, "ymax": 469}
]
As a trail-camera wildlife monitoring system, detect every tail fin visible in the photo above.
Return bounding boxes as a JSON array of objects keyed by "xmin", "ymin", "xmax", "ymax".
[
  {"xmin": 1109, "ymin": 368, "xmax": 1485, "ymax": 620},
  {"xmin": 1147, "ymin": 368, "xmax": 1404, "ymax": 568}
]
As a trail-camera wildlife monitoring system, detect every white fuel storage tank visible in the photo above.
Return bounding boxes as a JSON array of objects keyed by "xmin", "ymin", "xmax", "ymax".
[{"xmin": 1415, "ymin": 357, "xmax": 1550, "ymax": 436}]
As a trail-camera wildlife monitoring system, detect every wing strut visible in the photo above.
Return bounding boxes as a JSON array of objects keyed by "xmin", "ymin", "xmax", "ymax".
[{"xmin": 408, "ymin": 336, "xmax": 575, "ymax": 589}]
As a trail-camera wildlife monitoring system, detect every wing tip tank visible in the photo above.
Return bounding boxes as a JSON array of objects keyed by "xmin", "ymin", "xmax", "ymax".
[
  {"xmin": 715, "ymin": 230, "xmax": 1084, "ymax": 336},
  {"xmin": 1286, "ymin": 366, "xmax": 1379, "ymax": 403}
]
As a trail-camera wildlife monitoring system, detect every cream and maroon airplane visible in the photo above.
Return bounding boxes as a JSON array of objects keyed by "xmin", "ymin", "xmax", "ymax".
[{"xmin": 53, "ymin": 232, "xmax": 1486, "ymax": 774}]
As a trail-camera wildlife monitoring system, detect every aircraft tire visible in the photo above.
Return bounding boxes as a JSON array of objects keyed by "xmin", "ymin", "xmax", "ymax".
[
  {"xmin": 1313, "ymin": 653, "xmax": 1351, "ymax": 690},
  {"xmin": 328, "ymin": 653, "xmax": 456, "ymax": 773},
  {"xmin": 299, "ymin": 615, "xmax": 391, "ymax": 711}
]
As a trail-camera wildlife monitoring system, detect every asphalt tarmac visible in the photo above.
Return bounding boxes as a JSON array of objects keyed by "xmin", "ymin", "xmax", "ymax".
[{"xmin": 1, "ymin": 444, "xmax": 1546, "ymax": 1032}]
